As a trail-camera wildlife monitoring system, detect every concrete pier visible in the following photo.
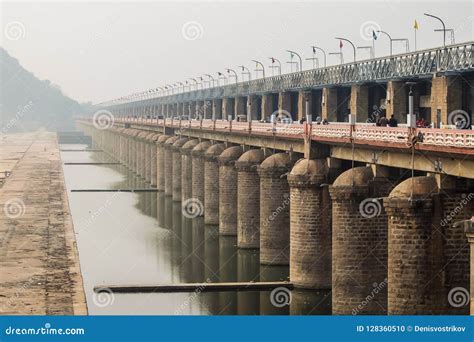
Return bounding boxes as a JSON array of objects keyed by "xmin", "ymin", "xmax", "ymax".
[
  {"xmin": 288, "ymin": 159, "xmax": 331, "ymax": 289},
  {"xmin": 164, "ymin": 136, "xmax": 179, "ymax": 196},
  {"xmin": 218, "ymin": 146, "xmax": 244, "ymax": 235},
  {"xmin": 0, "ymin": 132, "xmax": 87, "ymax": 314},
  {"xmin": 181, "ymin": 139, "xmax": 200, "ymax": 203},
  {"xmin": 384, "ymin": 176, "xmax": 444, "ymax": 315},
  {"xmin": 191, "ymin": 141, "xmax": 212, "ymax": 214},
  {"xmin": 329, "ymin": 166, "xmax": 390, "ymax": 315},
  {"xmin": 258, "ymin": 153, "xmax": 296, "ymax": 265},
  {"xmin": 171, "ymin": 137, "xmax": 189, "ymax": 201},
  {"xmin": 156, "ymin": 135, "xmax": 171, "ymax": 191},
  {"xmin": 204, "ymin": 143, "xmax": 226, "ymax": 225},
  {"xmin": 235, "ymin": 149, "xmax": 269, "ymax": 246}
]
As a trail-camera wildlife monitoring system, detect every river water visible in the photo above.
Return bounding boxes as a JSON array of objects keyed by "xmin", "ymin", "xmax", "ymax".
[{"xmin": 61, "ymin": 143, "xmax": 331, "ymax": 315}]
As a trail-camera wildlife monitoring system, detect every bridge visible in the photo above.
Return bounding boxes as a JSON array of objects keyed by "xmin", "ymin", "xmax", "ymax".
[{"xmin": 77, "ymin": 41, "xmax": 474, "ymax": 316}]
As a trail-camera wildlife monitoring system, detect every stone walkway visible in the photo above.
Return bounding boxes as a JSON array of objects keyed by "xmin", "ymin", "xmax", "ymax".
[{"xmin": 0, "ymin": 131, "xmax": 87, "ymax": 315}]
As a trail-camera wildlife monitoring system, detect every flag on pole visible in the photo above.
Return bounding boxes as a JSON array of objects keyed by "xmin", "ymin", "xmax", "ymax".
[
  {"xmin": 414, "ymin": 19, "xmax": 419, "ymax": 51},
  {"xmin": 372, "ymin": 30, "xmax": 378, "ymax": 40},
  {"xmin": 339, "ymin": 40, "xmax": 343, "ymax": 49},
  {"xmin": 271, "ymin": 57, "xmax": 275, "ymax": 64},
  {"xmin": 312, "ymin": 46, "xmax": 316, "ymax": 54},
  {"xmin": 290, "ymin": 52, "xmax": 294, "ymax": 59}
]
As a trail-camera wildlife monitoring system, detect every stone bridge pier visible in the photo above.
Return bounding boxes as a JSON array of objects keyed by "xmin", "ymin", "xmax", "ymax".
[
  {"xmin": 258, "ymin": 153, "xmax": 298, "ymax": 265},
  {"xmin": 218, "ymin": 146, "xmax": 244, "ymax": 235},
  {"xmin": 180, "ymin": 139, "xmax": 200, "ymax": 203},
  {"xmin": 191, "ymin": 141, "xmax": 212, "ymax": 216},
  {"xmin": 235, "ymin": 149, "xmax": 269, "ymax": 247},
  {"xmin": 329, "ymin": 166, "xmax": 392, "ymax": 315}
]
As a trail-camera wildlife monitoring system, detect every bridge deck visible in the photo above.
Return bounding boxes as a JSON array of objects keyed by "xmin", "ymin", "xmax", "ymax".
[{"xmin": 0, "ymin": 132, "xmax": 87, "ymax": 315}]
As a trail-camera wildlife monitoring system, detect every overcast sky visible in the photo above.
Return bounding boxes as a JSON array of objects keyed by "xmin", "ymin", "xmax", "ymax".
[{"xmin": 1, "ymin": 0, "xmax": 473, "ymax": 104}]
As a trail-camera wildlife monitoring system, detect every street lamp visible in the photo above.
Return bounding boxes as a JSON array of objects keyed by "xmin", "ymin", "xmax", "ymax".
[
  {"xmin": 424, "ymin": 13, "xmax": 446, "ymax": 47},
  {"xmin": 311, "ymin": 46, "xmax": 327, "ymax": 67},
  {"xmin": 225, "ymin": 68, "xmax": 238, "ymax": 83},
  {"xmin": 286, "ymin": 50, "xmax": 303, "ymax": 72},
  {"xmin": 188, "ymin": 78, "xmax": 199, "ymax": 91},
  {"xmin": 251, "ymin": 60, "xmax": 265, "ymax": 78},
  {"xmin": 203, "ymin": 74, "xmax": 215, "ymax": 88},
  {"xmin": 329, "ymin": 52, "xmax": 344, "ymax": 65},
  {"xmin": 239, "ymin": 65, "xmax": 252, "ymax": 81},
  {"xmin": 392, "ymin": 38, "xmax": 410, "ymax": 53},
  {"xmin": 269, "ymin": 57, "xmax": 282, "ymax": 76},
  {"xmin": 335, "ymin": 37, "xmax": 356, "ymax": 62},
  {"xmin": 306, "ymin": 49, "xmax": 319, "ymax": 69},
  {"xmin": 357, "ymin": 46, "xmax": 374, "ymax": 59},
  {"xmin": 434, "ymin": 28, "xmax": 455, "ymax": 44},
  {"xmin": 217, "ymin": 72, "xmax": 228, "ymax": 85},
  {"xmin": 376, "ymin": 30, "xmax": 393, "ymax": 56}
]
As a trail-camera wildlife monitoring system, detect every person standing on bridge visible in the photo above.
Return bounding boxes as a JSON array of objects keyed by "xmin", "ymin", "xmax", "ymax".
[
  {"xmin": 378, "ymin": 115, "xmax": 388, "ymax": 127},
  {"xmin": 388, "ymin": 115, "xmax": 398, "ymax": 127}
]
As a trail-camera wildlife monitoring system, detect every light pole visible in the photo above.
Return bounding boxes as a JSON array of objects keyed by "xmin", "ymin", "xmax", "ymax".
[
  {"xmin": 424, "ymin": 13, "xmax": 446, "ymax": 47},
  {"xmin": 434, "ymin": 28, "xmax": 455, "ymax": 44},
  {"xmin": 311, "ymin": 46, "xmax": 327, "ymax": 67},
  {"xmin": 204, "ymin": 74, "xmax": 215, "ymax": 88},
  {"xmin": 329, "ymin": 52, "xmax": 344, "ymax": 65},
  {"xmin": 376, "ymin": 30, "xmax": 393, "ymax": 56},
  {"xmin": 286, "ymin": 50, "xmax": 303, "ymax": 71},
  {"xmin": 239, "ymin": 65, "xmax": 252, "ymax": 81},
  {"xmin": 335, "ymin": 37, "xmax": 356, "ymax": 62},
  {"xmin": 392, "ymin": 38, "xmax": 410, "ymax": 52},
  {"xmin": 306, "ymin": 49, "xmax": 319, "ymax": 69},
  {"xmin": 269, "ymin": 57, "xmax": 282, "ymax": 76},
  {"xmin": 188, "ymin": 78, "xmax": 199, "ymax": 91},
  {"xmin": 251, "ymin": 60, "xmax": 265, "ymax": 78},
  {"xmin": 217, "ymin": 72, "xmax": 228, "ymax": 85},
  {"xmin": 357, "ymin": 46, "xmax": 374, "ymax": 59},
  {"xmin": 226, "ymin": 68, "xmax": 238, "ymax": 83}
]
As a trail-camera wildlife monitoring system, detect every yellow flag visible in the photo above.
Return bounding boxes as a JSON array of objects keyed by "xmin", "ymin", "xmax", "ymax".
[{"xmin": 414, "ymin": 20, "xmax": 419, "ymax": 30}]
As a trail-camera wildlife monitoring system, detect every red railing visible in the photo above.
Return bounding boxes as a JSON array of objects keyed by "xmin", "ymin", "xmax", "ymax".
[{"xmin": 105, "ymin": 117, "xmax": 474, "ymax": 151}]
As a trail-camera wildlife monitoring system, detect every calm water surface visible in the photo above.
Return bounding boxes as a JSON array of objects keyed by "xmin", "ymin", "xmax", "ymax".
[{"xmin": 61, "ymin": 143, "xmax": 331, "ymax": 315}]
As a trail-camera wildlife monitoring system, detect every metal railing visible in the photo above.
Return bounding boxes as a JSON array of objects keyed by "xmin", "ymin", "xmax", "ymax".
[{"xmin": 106, "ymin": 42, "xmax": 473, "ymax": 111}]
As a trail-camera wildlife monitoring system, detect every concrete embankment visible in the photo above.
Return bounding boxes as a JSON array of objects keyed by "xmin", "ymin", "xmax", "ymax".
[{"xmin": 0, "ymin": 132, "xmax": 87, "ymax": 315}]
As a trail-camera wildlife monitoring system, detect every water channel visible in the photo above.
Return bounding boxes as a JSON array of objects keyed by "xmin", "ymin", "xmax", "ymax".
[{"xmin": 61, "ymin": 143, "xmax": 331, "ymax": 315}]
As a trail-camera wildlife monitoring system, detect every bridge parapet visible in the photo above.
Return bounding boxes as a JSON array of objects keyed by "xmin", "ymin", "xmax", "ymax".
[{"xmin": 110, "ymin": 117, "xmax": 474, "ymax": 152}]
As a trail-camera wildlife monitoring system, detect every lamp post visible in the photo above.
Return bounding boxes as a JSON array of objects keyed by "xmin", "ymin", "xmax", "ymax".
[
  {"xmin": 188, "ymin": 78, "xmax": 199, "ymax": 91},
  {"xmin": 392, "ymin": 38, "xmax": 410, "ymax": 52},
  {"xmin": 306, "ymin": 49, "xmax": 319, "ymax": 69},
  {"xmin": 204, "ymin": 74, "xmax": 215, "ymax": 88},
  {"xmin": 286, "ymin": 50, "xmax": 303, "ymax": 71},
  {"xmin": 251, "ymin": 60, "xmax": 265, "ymax": 78},
  {"xmin": 329, "ymin": 52, "xmax": 344, "ymax": 65},
  {"xmin": 335, "ymin": 37, "xmax": 356, "ymax": 62},
  {"xmin": 357, "ymin": 46, "xmax": 374, "ymax": 59},
  {"xmin": 376, "ymin": 30, "xmax": 393, "ymax": 56},
  {"xmin": 225, "ymin": 68, "xmax": 238, "ymax": 83},
  {"xmin": 239, "ymin": 65, "xmax": 252, "ymax": 81},
  {"xmin": 434, "ymin": 28, "xmax": 455, "ymax": 44},
  {"xmin": 269, "ymin": 57, "xmax": 282, "ymax": 76},
  {"xmin": 311, "ymin": 46, "xmax": 327, "ymax": 67},
  {"xmin": 424, "ymin": 13, "xmax": 446, "ymax": 47},
  {"xmin": 217, "ymin": 72, "xmax": 228, "ymax": 86}
]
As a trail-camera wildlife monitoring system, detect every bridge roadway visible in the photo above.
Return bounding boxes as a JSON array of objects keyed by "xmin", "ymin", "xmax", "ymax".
[{"xmin": 110, "ymin": 117, "xmax": 474, "ymax": 179}]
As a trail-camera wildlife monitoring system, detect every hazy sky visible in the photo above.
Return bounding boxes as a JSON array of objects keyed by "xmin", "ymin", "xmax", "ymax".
[{"xmin": 1, "ymin": 0, "xmax": 473, "ymax": 104}]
